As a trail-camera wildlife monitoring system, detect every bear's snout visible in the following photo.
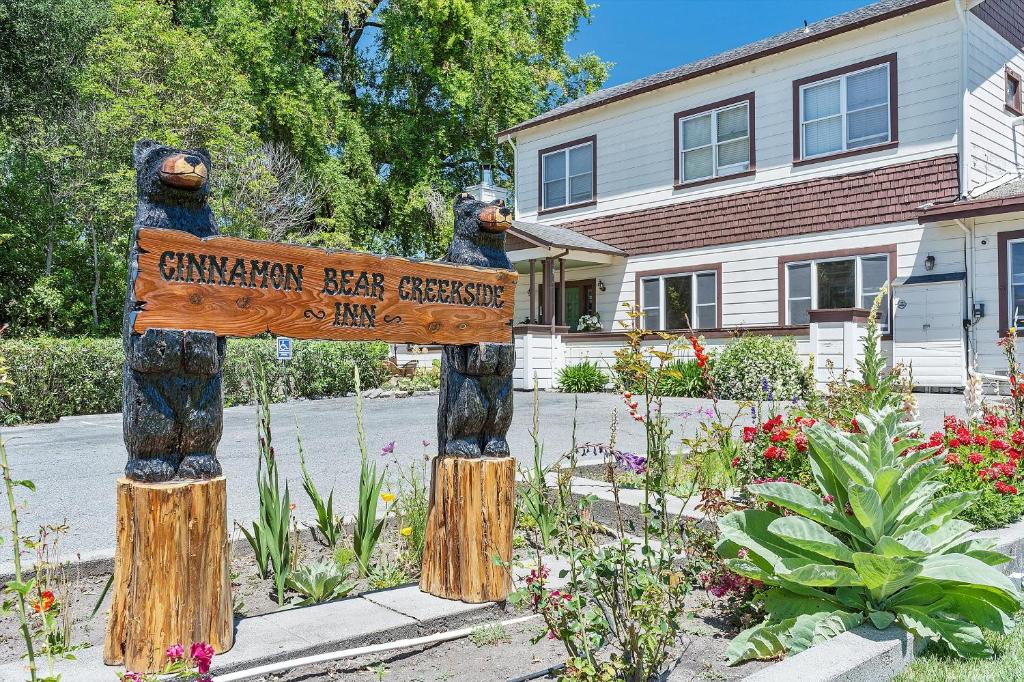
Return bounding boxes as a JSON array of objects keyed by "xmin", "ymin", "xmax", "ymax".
[
  {"xmin": 159, "ymin": 154, "xmax": 208, "ymax": 191},
  {"xmin": 478, "ymin": 205, "xmax": 512, "ymax": 233}
]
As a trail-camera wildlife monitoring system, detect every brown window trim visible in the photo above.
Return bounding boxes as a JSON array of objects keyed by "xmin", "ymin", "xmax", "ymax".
[
  {"xmin": 633, "ymin": 263, "xmax": 723, "ymax": 330},
  {"xmin": 997, "ymin": 229, "xmax": 1024, "ymax": 334},
  {"xmin": 777, "ymin": 244, "xmax": 897, "ymax": 340},
  {"xmin": 537, "ymin": 135, "xmax": 597, "ymax": 216},
  {"xmin": 791, "ymin": 53, "xmax": 899, "ymax": 164},
  {"xmin": 1006, "ymin": 67, "xmax": 1023, "ymax": 116},
  {"xmin": 673, "ymin": 92, "xmax": 756, "ymax": 189}
]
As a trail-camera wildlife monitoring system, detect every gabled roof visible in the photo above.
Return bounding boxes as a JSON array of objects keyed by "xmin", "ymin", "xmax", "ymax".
[
  {"xmin": 499, "ymin": 0, "xmax": 945, "ymax": 139},
  {"xmin": 507, "ymin": 220, "xmax": 625, "ymax": 256},
  {"xmin": 919, "ymin": 176, "xmax": 1024, "ymax": 221},
  {"xmin": 561, "ymin": 155, "xmax": 959, "ymax": 256}
]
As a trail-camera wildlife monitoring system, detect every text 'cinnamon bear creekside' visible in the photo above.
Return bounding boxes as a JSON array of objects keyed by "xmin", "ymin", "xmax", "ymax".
[
  {"xmin": 122, "ymin": 140, "xmax": 224, "ymax": 482},
  {"xmin": 437, "ymin": 193, "xmax": 515, "ymax": 459}
]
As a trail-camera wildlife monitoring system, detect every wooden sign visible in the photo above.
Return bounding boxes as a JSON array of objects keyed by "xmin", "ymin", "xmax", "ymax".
[{"xmin": 130, "ymin": 228, "xmax": 518, "ymax": 344}]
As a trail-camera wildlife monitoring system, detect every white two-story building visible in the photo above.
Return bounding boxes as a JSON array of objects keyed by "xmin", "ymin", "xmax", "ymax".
[{"xmin": 492, "ymin": 0, "xmax": 1024, "ymax": 390}]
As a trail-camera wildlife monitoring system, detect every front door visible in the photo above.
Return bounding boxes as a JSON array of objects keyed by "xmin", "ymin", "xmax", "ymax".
[
  {"xmin": 536, "ymin": 280, "xmax": 596, "ymax": 329},
  {"xmin": 893, "ymin": 281, "xmax": 966, "ymax": 387}
]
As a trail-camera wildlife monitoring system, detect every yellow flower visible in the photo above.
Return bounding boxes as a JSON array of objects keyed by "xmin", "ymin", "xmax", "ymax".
[
  {"xmin": 380, "ymin": 492, "xmax": 396, "ymax": 503},
  {"xmin": 400, "ymin": 526, "xmax": 413, "ymax": 537}
]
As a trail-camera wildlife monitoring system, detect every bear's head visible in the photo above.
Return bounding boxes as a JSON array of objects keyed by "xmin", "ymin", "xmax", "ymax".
[
  {"xmin": 133, "ymin": 139, "xmax": 212, "ymax": 208},
  {"xmin": 449, "ymin": 193, "xmax": 513, "ymax": 270}
]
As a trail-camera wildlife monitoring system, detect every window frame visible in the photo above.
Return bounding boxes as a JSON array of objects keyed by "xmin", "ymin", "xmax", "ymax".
[
  {"xmin": 777, "ymin": 246, "xmax": 896, "ymax": 337},
  {"xmin": 635, "ymin": 264, "xmax": 722, "ymax": 331},
  {"xmin": 1000, "ymin": 231, "xmax": 1024, "ymax": 332},
  {"xmin": 673, "ymin": 92, "xmax": 756, "ymax": 189},
  {"xmin": 537, "ymin": 135, "xmax": 597, "ymax": 215},
  {"xmin": 1007, "ymin": 67, "xmax": 1023, "ymax": 116},
  {"xmin": 791, "ymin": 54, "xmax": 899, "ymax": 166}
]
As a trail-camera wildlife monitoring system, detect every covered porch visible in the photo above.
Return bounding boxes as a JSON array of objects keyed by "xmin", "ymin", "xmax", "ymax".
[{"xmin": 506, "ymin": 219, "xmax": 626, "ymax": 331}]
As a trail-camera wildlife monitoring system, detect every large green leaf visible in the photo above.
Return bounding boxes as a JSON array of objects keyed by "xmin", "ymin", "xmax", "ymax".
[
  {"xmin": 746, "ymin": 482, "xmax": 863, "ymax": 540},
  {"xmin": 768, "ymin": 516, "xmax": 856, "ymax": 563},
  {"xmin": 883, "ymin": 456, "xmax": 942, "ymax": 516},
  {"xmin": 897, "ymin": 607, "xmax": 992, "ymax": 659},
  {"xmin": 718, "ymin": 510, "xmax": 824, "ymax": 569},
  {"xmin": 874, "ymin": 533, "xmax": 930, "ymax": 558},
  {"xmin": 786, "ymin": 610, "xmax": 864, "ymax": 654},
  {"xmin": 777, "ymin": 559, "xmax": 864, "ymax": 587},
  {"xmin": 883, "ymin": 582, "xmax": 944, "ymax": 609},
  {"xmin": 808, "ymin": 427, "xmax": 872, "ymax": 486},
  {"xmin": 923, "ymin": 520, "xmax": 974, "ymax": 552},
  {"xmin": 852, "ymin": 552, "xmax": 921, "ymax": 600},
  {"xmin": 848, "ymin": 484, "xmax": 884, "ymax": 541},
  {"xmin": 725, "ymin": 619, "xmax": 793, "ymax": 665},
  {"xmin": 760, "ymin": 589, "xmax": 839, "ymax": 622},
  {"xmin": 918, "ymin": 553, "xmax": 1022, "ymax": 599},
  {"xmin": 893, "ymin": 491, "xmax": 977, "ymax": 537},
  {"xmin": 941, "ymin": 586, "xmax": 1017, "ymax": 633}
]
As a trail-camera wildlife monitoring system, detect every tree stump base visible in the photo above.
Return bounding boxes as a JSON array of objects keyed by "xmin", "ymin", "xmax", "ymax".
[
  {"xmin": 419, "ymin": 456, "xmax": 515, "ymax": 603},
  {"xmin": 104, "ymin": 476, "xmax": 233, "ymax": 672}
]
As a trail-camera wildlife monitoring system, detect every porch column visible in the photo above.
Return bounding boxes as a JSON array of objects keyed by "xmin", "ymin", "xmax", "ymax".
[
  {"xmin": 529, "ymin": 259, "xmax": 536, "ymax": 324},
  {"xmin": 558, "ymin": 258, "xmax": 566, "ymax": 327},
  {"xmin": 542, "ymin": 258, "xmax": 554, "ymax": 326}
]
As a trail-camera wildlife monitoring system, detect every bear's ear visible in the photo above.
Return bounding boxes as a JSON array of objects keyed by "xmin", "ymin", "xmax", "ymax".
[{"xmin": 133, "ymin": 140, "xmax": 160, "ymax": 166}]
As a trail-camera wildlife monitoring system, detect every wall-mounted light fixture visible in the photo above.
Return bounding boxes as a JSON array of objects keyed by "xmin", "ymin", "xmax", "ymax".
[
  {"xmin": 597, "ymin": 280, "xmax": 606, "ymax": 292},
  {"xmin": 924, "ymin": 255, "xmax": 936, "ymax": 271}
]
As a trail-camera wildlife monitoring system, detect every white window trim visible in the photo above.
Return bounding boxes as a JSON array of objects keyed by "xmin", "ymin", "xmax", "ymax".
[
  {"xmin": 541, "ymin": 141, "xmax": 594, "ymax": 210},
  {"xmin": 785, "ymin": 253, "xmax": 890, "ymax": 329},
  {"xmin": 1007, "ymin": 239, "xmax": 1024, "ymax": 324},
  {"xmin": 639, "ymin": 270, "xmax": 718, "ymax": 330},
  {"xmin": 678, "ymin": 102, "xmax": 750, "ymax": 183},
  {"xmin": 799, "ymin": 63, "xmax": 891, "ymax": 160}
]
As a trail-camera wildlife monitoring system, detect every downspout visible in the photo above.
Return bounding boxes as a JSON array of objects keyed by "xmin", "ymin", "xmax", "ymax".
[
  {"xmin": 953, "ymin": 0, "xmax": 971, "ymax": 196},
  {"xmin": 954, "ymin": 218, "xmax": 976, "ymax": 370}
]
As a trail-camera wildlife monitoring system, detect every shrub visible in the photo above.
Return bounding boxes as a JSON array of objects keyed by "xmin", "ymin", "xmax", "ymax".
[
  {"xmin": 286, "ymin": 559, "xmax": 356, "ymax": 606},
  {"xmin": 658, "ymin": 358, "xmax": 708, "ymax": 397},
  {"xmin": 719, "ymin": 407, "xmax": 1024, "ymax": 664},
  {"xmin": 710, "ymin": 335, "xmax": 806, "ymax": 401},
  {"xmin": 556, "ymin": 360, "xmax": 607, "ymax": 393},
  {"xmin": 732, "ymin": 413, "xmax": 817, "ymax": 493},
  {"xmin": 0, "ymin": 337, "xmax": 389, "ymax": 423},
  {"xmin": 940, "ymin": 413, "xmax": 1024, "ymax": 530}
]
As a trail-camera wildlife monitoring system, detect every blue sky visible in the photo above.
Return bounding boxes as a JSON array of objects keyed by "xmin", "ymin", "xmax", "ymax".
[{"xmin": 568, "ymin": 0, "xmax": 872, "ymax": 87}]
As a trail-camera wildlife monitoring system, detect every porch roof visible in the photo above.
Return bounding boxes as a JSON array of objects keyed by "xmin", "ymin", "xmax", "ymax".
[
  {"xmin": 919, "ymin": 176, "xmax": 1024, "ymax": 222},
  {"xmin": 506, "ymin": 219, "xmax": 626, "ymax": 266}
]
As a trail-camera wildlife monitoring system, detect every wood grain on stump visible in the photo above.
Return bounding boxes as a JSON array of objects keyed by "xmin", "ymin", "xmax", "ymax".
[
  {"xmin": 104, "ymin": 476, "xmax": 233, "ymax": 672},
  {"xmin": 420, "ymin": 456, "xmax": 515, "ymax": 603}
]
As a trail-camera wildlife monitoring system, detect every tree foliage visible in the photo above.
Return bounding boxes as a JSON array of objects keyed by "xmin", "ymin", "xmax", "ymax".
[{"xmin": 0, "ymin": 0, "xmax": 607, "ymax": 336}]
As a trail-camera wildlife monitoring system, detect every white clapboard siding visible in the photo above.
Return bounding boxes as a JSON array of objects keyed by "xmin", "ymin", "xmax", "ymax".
[
  {"xmin": 512, "ymin": 2, "xmax": 961, "ymax": 223},
  {"xmin": 966, "ymin": 15, "xmax": 1024, "ymax": 190},
  {"xmin": 513, "ymin": 221, "xmax": 966, "ymax": 333},
  {"xmin": 968, "ymin": 211, "xmax": 1024, "ymax": 377}
]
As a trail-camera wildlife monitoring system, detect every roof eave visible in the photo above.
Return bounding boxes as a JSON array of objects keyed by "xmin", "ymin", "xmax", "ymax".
[
  {"xmin": 496, "ymin": 0, "xmax": 946, "ymax": 140},
  {"xmin": 918, "ymin": 196, "xmax": 1024, "ymax": 223}
]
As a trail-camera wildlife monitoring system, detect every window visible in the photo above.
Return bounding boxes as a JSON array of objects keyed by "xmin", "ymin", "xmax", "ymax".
[
  {"xmin": 1008, "ymin": 240, "xmax": 1024, "ymax": 325},
  {"xmin": 676, "ymin": 96, "xmax": 753, "ymax": 184},
  {"xmin": 794, "ymin": 55, "xmax": 896, "ymax": 161},
  {"xmin": 639, "ymin": 269, "xmax": 718, "ymax": 330},
  {"xmin": 1007, "ymin": 68, "xmax": 1023, "ymax": 116},
  {"xmin": 785, "ymin": 253, "xmax": 890, "ymax": 329},
  {"xmin": 539, "ymin": 137, "xmax": 595, "ymax": 211}
]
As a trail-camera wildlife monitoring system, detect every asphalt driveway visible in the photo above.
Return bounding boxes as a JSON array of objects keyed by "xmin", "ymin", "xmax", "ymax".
[{"xmin": 0, "ymin": 390, "xmax": 964, "ymax": 558}]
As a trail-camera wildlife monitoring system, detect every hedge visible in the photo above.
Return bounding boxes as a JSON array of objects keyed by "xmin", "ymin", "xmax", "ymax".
[{"xmin": 0, "ymin": 337, "xmax": 389, "ymax": 425}]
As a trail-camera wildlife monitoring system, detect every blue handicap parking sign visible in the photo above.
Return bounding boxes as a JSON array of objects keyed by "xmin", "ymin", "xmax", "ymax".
[{"xmin": 276, "ymin": 337, "xmax": 293, "ymax": 360}]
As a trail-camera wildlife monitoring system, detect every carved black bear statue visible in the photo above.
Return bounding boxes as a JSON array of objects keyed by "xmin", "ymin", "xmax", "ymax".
[
  {"xmin": 437, "ymin": 193, "xmax": 516, "ymax": 459},
  {"xmin": 122, "ymin": 140, "xmax": 224, "ymax": 482}
]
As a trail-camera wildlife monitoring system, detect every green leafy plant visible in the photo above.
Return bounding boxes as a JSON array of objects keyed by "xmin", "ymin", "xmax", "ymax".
[
  {"xmin": 469, "ymin": 623, "xmax": 510, "ymax": 647},
  {"xmin": 239, "ymin": 362, "xmax": 292, "ymax": 606},
  {"xmin": 286, "ymin": 559, "xmax": 356, "ymax": 606},
  {"xmin": 709, "ymin": 335, "xmax": 807, "ymax": 401},
  {"xmin": 517, "ymin": 383, "xmax": 558, "ymax": 551},
  {"xmin": 719, "ymin": 406, "xmax": 1024, "ymax": 664},
  {"xmin": 557, "ymin": 360, "xmax": 607, "ymax": 393},
  {"xmin": 657, "ymin": 358, "xmax": 708, "ymax": 397},
  {"xmin": 297, "ymin": 430, "xmax": 342, "ymax": 547},
  {"xmin": 367, "ymin": 559, "xmax": 410, "ymax": 590},
  {"xmin": 352, "ymin": 365, "xmax": 394, "ymax": 576}
]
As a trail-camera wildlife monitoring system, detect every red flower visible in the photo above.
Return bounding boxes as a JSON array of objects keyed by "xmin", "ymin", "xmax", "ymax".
[
  {"xmin": 968, "ymin": 453, "xmax": 984, "ymax": 465},
  {"xmin": 770, "ymin": 428, "xmax": 792, "ymax": 443},
  {"xmin": 928, "ymin": 431, "xmax": 944, "ymax": 447},
  {"xmin": 944, "ymin": 414, "xmax": 960, "ymax": 431},
  {"xmin": 742, "ymin": 426, "xmax": 757, "ymax": 443},
  {"xmin": 762, "ymin": 415, "xmax": 783, "ymax": 433},
  {"xmin": 731, "ymin": 456, "xmax": 740, "ymax": 467},
  {"xmin": 822, "ymin": 494, "xmax": 834, "ymax": 505},
  {"xmin": 991, "ymin": 439, "xmax": 1010, "ymax": 451},
  {"xmin": 1000, "ymin": 461, "xmax": 1018, "ymax": 477},
  {"xmin": 945, "ymin": 453, "xmax": 961, "ymax": 466},
  {"xmin": 190, "ymin": 642, "xmax": 215, "ymax": 675},
  {"xmin": 763, "ymin": 446, "xmax": 787, "ymax": 461},
  {"xmin": 32, "ymin": 591, "xmax": 55, "ymax": 613},
  {"xmin": 974, "ymin": 434, "xmax": 989, "ymax": 446},
  {"xmin": 1012, "ymin": 430, "xmax": 1024, "ymax": 446},
  {"xmin": 995, "ymin": 481, "xmax": 1019, "ymax": 495},
  {"xmin": 794, "ymin": 432, "xmax": 809, "ymax": 452},
  {"xmin": 850, "ymin": 418, "xmax": 860, "ymax": 433},
  {"xmin": 948, "ymin": 438, "xmax": 962, "ymax": 449},
  {"xmin": 956, "ymin": 426, "xmax": 972, "ymax": 442}
]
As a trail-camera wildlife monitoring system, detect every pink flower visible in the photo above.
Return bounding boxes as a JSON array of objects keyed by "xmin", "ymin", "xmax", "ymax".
[
  {"xmin": 822, "ymin": 494, "xmax": 835, "ymax": 505},
  {"xmin": 742, "ymin": 426, "xmax": 757, "ymax": 443},
  {"xmin": 380, "ymin": 440, "xmax": 396, "ymax": 456},
  {"xmin": 190, "ymin": 642, "xmax": 215, "ymax": 674},
  {"xmin": 166, "ymin": 643, "xmax": 184, "ymax": 661},
  {"xmin": 794, "ymin": 432, "xmax": 808, "ymax": 453},
  {"xmin": 945, "ymin": 453, "xmax": 961, "ymax": 466},
  {"xmin": 737, "ymin": 548, "xmax": 749, "ymax": 559},
  {"xmin": 123, "ymin": 673, "xmax": 143, "ymax": 682}
]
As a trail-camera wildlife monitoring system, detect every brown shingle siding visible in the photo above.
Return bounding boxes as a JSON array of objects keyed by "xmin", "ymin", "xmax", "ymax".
[
  {"xmin": 560, "ymin": 155, "xmax": 959, "ymax": 256},
  {"xmin": 972, "ymin": 0, "xmax": 1024, "ymax": 49}
]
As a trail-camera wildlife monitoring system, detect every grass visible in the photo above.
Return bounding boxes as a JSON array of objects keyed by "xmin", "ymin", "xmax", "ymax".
[
  {"xmin": 893, "ymin": 621, "xmax": 1024, "ymax": 682},
  {"xmin": 468, "ymin": 623, "xmax": 510, "ymax": 647}
]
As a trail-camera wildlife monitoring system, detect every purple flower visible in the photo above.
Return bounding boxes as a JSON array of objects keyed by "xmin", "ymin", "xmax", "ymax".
[
  {"xmin": 761, "ymin": 377, "xmax": 774, "ymax": 401},
  {"xmin": 750, "ymin": 405, "xmax": 758, "ymax": 422},
  {"xmin": 380, "ymin": 440, "xmax": 395, "ymax": 456},
  {"xmin": 614, "ymin": 451, "xmax": 647, "ymax": 474}
]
